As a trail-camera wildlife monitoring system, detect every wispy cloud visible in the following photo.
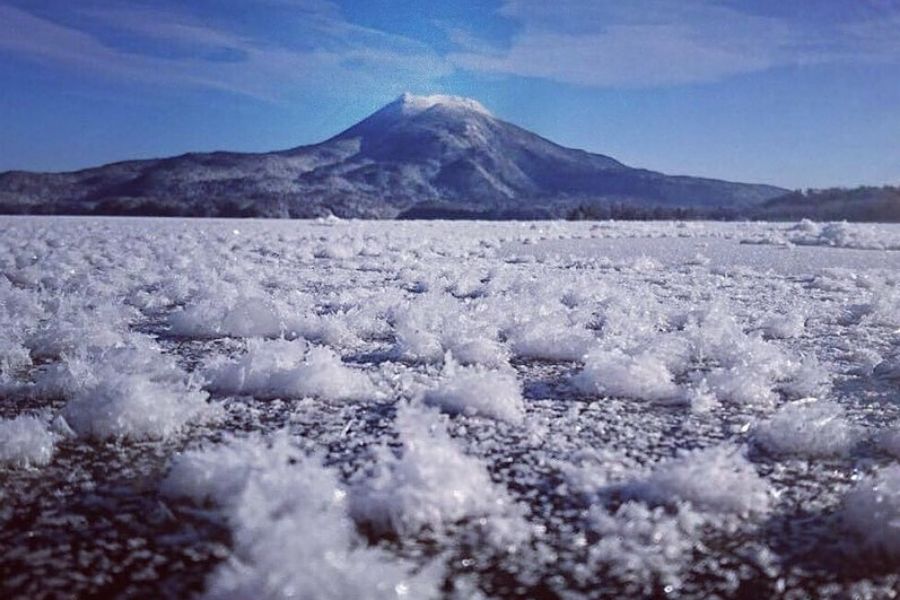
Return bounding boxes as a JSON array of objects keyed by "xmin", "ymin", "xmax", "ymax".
[
  {"xmin": 3, "ymin": 0, "xmax": 900, "ymax": 97},
  {"xmin": 0, "ymin": 2, "xmax": 451, "ymax": 101},
  {"xmin": 448, "ymin": 0, "xmax": 900, "ymax": 88}
]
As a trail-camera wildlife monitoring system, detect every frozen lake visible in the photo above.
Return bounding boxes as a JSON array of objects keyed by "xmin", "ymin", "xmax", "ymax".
[{"xmin": 1, "ymin": 216, "xmax": 899, "ymax": 599}]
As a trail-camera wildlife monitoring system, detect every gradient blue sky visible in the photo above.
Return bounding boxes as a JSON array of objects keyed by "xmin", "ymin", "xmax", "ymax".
[{"xmin": 1, "ymin": 0, "xmax": 899, "ymax": 188}]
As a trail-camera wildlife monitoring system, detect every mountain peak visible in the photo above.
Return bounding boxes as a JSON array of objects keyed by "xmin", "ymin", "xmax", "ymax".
[
  {"xmin": 329, "ymin": 92, "xmax": 495, "ymax": 142},
  {"xmin": 392, "ymin": 93, "xmax": 492, "ymax": 117},
  {"xmin": 0, "ymin": 92, "xmax": 788, "ymax": 220}
]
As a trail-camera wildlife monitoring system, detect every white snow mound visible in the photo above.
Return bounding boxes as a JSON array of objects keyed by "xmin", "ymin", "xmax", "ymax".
[
  {"xmin": 205, "ymin": 339, "xmax": 377, "ymax": 402},
  {"xmin": 163, "ymin": 432, "xmax": 440, "ymax": 600},
  {"xmin": 350, "ymin": 404, "xmax": 518, "ymax": 536},
  {"xmin": 634, "ymin": 445, "xmax": 771, "ymax": 515},
  {"xmin": 754, "ymin": 399, "xmax": 856, "ymax": 458},
  {"xmin": 0, "ymin": 414, "xmax": 57, "ymax": 468},
  {"xmin": 841, "ymin": 465, "xmax": 900, "ymax": 559},
  {"xmin": 423, "ymin": 357, "xmax": 525, "ymax": 424},
  {"xmin": 574, "ymin": 349, "xmax": 678, "ymax": 402},
  {"xmin": 62, "ymin": 341, "xmax": 214, "ymax": 440}
]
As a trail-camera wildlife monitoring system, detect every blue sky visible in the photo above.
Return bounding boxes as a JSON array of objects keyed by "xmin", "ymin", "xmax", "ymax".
[{"xmin": 1, "ymin": 0, "xmax": 899, "ymax": 188}]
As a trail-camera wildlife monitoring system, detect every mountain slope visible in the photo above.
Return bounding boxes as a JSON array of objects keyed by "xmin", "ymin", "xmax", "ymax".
[{"xmin": 0, "ymin": 93, "xmax": 786, "ymax": 218}]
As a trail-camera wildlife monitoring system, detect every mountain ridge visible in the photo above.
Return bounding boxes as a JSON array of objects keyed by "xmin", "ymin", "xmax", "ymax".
[{"xmin": 0, "ymin": 93, "xmax": 788, "ymax": 219}]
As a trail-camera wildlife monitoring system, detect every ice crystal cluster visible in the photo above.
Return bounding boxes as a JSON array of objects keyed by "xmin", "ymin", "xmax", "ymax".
[{"xmin": 1, "ymin": 216, "xmax": 899, "ymax": 598}]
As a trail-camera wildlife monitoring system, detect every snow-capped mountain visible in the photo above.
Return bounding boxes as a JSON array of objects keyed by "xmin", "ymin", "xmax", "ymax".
[{"xmin": 0, "ymin": 93, "xmax": 786, "ymax": 218}]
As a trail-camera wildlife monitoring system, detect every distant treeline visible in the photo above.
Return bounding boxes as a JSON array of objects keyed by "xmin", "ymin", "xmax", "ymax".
[
  {"xmin": 565, "ymin": 203, "xmax": 738, "ymax": 221},
  {"xmin": 754, "ymin": 185, "xmax": 900, "ymax": 222},
  {"xmin": 565, "ymin": 186, "xmax": 900, "ymax": 222},
  {"xmin": 0, "ymin": 197, "xmax": 327, "ymax": 219},
  {"xmin": 2, "ymin": 185, "xmax": 898, "ymax": 222}
]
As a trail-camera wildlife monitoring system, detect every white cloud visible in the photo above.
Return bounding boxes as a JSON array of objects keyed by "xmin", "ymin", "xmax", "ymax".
[
  {"xmin": 449, "ymin": 0, "xmax": 900, "ymax": 88},
  {"xmin": 3, "ymin": 0, "xmax": 899, "ymax": 96},
  {"xmin": 0, "ymin": 3, "xmax": 451, "ymax": 100}
]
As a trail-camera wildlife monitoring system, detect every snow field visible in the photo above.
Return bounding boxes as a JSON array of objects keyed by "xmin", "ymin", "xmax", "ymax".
[{"xmin": 1, "ymin": 216, "xmax": 900, "ymax": 598}]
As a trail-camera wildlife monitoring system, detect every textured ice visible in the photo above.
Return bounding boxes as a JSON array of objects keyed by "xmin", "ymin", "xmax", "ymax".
[
  {"xmin": 754, "ymin": 399, "xmax": 856, "ymax": 458},
  {"xmin": 0, "ymin": 414, "xmax": 56, "ymax": 468},
  {"xmin": 163, "ymin": 432, "xmax": 440, "ymax": 599},
  {"xmin": 205, "ymin": 339, "xmax": 377, "ymax": 401},
  {"xmin": 841, "ymin": 465, "xmax": 900, "ymax": 559},
  {"xmin": 350, "ymin": 404, "xmax": 519, "ymax": 536},
  {"xmin": 633, "ymin": 445, "xmax": 771, "ymax": 515},
  {"xmin": 422, "ymin": 358, "xmax": 524, "ymax": 423},
  {"xmin": 2, "ymin": 217, "xmax": 900, "ymax": 598},
  {"xmin": 62, "ymin": 340, "xmax": 216, "ymax": 440}
]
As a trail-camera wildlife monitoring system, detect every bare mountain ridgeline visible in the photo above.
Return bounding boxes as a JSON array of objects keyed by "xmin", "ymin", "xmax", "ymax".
[{"xmin": 0, "ymin": 93, "xmax": 814, "ymax": 220}]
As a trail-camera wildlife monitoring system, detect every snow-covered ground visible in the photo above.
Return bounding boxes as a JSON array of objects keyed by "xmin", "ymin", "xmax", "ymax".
[{"xmin": 1, "ymin": 216, "xmax": 899, "ymax": 599}]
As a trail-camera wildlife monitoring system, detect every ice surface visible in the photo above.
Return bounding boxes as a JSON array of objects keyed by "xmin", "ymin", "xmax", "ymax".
[{"xmin": 1, "ymin": 217, "xmax": 899, "ymax": 598}]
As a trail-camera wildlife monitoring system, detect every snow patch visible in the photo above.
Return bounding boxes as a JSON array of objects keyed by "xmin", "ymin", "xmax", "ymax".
[
  {"xmin": 62, "ymin": 340, "xmax": 215, "ymax": 440},
  {"xmin": 632, "ymin": 445, "xmax": 770, "ymax": 515},
  {"xmin": 205, "ymin": 339, "xmax": 377, "ymax": 402},
  {"xmin": 879, "ymin": 425, "xmax": 900, "ymax": 458},
  {"xmin": 168, "ymin": 295, "xmax": 284, "ymax": 339},
  {"xmin": 0, "ymin": 414, "xmax": 57, "ymax": 468},
  {"xmin": 574, "ymin": 349, "xmax": 678, "ymax": 402},
  {"xmin": 422, "ymin": 358, "xmax": 524, "ymax": 424},
  {"xmin": 754, "ymin": 399, "xmax": 856, "ymax": 458},
  {"xmin": 588, "ymin": 501, "xmax": 704, "ymax": 593},
  {"xmin": 397, "ymin": 93, "xmax": 491, "ymax": 117},
  {"xmin": 350, "ymin": 404, "xmax": 520, "ymax": 537},
  {"xmin": 841, "ymin": 465, "xmax": 900, "ymax": 559},
  {"xmin": 163, "ymin": 432, "xmax": 440, "ymax": 599}
]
